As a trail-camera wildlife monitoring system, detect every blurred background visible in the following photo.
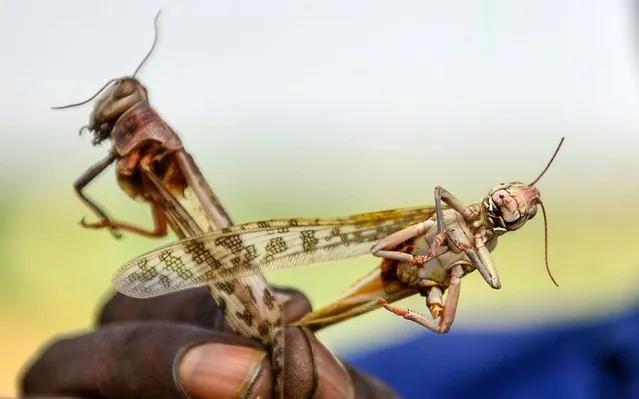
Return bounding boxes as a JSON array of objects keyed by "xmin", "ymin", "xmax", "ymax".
[{"xmin": 2, "ymin": 0, "xmax": 639, "ymax": 397}]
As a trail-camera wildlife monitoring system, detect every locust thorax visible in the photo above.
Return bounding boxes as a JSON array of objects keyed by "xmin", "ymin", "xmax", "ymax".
[
  {"xmin": 484, "ymin": 182, "xmax": 540, "ymax": 231},
  {"xmin": 87, "ymin": 78, "xmax": 149, "ymax": 145}
]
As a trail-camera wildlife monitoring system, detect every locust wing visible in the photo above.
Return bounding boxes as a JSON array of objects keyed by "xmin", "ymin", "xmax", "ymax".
[
  {"xmin": 292, "ymin": 266, "xmax": 417, "ymax": 331},
  {"xmin": 112, "ymin": 205, "xmax": 436, "ymax": 298},
  {"xmin": 175, "ymin": 151, "xmax": 234, "ymax": 230}
]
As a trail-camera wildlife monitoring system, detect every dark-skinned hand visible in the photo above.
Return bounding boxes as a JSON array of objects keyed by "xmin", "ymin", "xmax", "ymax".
[{"xmin": 19, "ymin": 285, "xmax": 400, "ymax": 399}]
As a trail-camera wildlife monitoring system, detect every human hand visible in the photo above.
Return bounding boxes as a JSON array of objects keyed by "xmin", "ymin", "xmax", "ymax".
[{"xmin": 19, "ymin": 285, "xmax": 400, "ymax": 399}]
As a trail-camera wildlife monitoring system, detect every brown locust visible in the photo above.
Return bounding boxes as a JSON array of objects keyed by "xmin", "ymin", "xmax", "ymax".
[
  {"xmin": 52, "ymin": 11, "xmax": 287, "ymax": 398},
  {"xmin": 110, "ymin": 137, "xmax": 564, "ymax": 336}
]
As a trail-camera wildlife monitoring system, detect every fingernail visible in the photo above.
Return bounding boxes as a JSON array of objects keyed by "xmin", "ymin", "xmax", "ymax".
[{"xmin": 178, "ymin": 343, "xmax": 268, "ymax": 398}]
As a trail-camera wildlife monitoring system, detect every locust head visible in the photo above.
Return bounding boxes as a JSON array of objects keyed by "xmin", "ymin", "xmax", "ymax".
[
  {"xmin": 50, "ymin": 11, "xmax": 160, "ymax": 146},
  {"xmin": 80, "ymin": 78, "xmax": 149, "ymax": 145},
  {"xmin": 484, "ymin": 137, "xmax": 565, "ymax": 287},
  {"xmin": 486, "ymin": 182, "xmax": 540, "ymax": 232}
]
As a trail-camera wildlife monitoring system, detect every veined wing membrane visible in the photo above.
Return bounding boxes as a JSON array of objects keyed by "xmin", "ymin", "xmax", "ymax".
[{"xmin": 112, "ymin": 205, "xmax": 436, "ymax": 298}]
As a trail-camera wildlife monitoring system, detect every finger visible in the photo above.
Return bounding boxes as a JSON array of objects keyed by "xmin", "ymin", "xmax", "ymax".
[
  {"xmin": 20, "ymin": 322, "xmax": 263, "ymax": 399},
  {"xmin": 21, "ymin": 322, "xmax": 399, "ymax": 399},
  {"xmin": 271, "ymin": 284, "xmax": 312, "ymax": 323},
  {"xmin": 180, "ymin": 326, "xmax": 400, "ymax": 399},
  {"xmin": 97, "ymin": 287, "xmax": 225, "ymax": 329},
  {"xmin": 282, "ymin": 327, "xmax": 398, "ymax": 399},
  {"xmin": 98, "ymin": 285, "xmax": 312, "ymax": 329},
  {"xmin": 21, "ymin": 396, "xmax": 84, "ymax": 399}
]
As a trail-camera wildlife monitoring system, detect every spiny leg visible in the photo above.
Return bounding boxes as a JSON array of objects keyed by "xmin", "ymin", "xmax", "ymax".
[
  {"xmin": 73, "ymin": 151, "xmax": 120, "ymax": 239},
  {"xmin": 80, "ymin": 152, "xmax": 178, "ymax": 238},
  {"xmin": 379, "ymin": 265, "xmax": 464, "ymax": 333},
  {"xmin": 371, "ymin": 221, "xmax": 432, "ymax": 263},
  {"xmin": 409, "ymin": 229, "xmax": 468, "ymax": 266},
  {"xmin": 412, "ymin": 236, "xmax": 501, "ymax": 289},
  {"xmin": 412, "ymin": 186, "xmax": 472, "ymax": 264},
  {"xmin": 371, "ymin": 219, "xmax": 463, "ymax": 268}
]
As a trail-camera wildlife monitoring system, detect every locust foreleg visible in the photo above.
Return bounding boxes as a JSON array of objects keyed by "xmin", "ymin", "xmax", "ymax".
[
  {"xmin": 370, "ymin": 221, "xmax": 432, "ymax": 262},
  {"xmin": 379, "ymin": 264, "xmax": 464, "ymax": 333},
  {"xmin": 80, "ymin": 202, "xmax": 169, "ymax": 238},
  {"xmin": 371, "ymin": 221, "xmax": 465, "ymax": 333},
  {"xmin": 408, "ymin": 187, "xmax": 501, "ymax": 288},
  {"xmin": 414, "ymin": 186, "xmax": 472, "ymax": 263},
  {"xmin": 472, "ymin": 243, "xmax": 501, "ymax": 289},
  {"xmin": 79, "ymin": 154, "xmax": 172, "ymax": 238},
  {"xmin": 74, "ymin": 151, "xmax": 121, "ymax": 239}
]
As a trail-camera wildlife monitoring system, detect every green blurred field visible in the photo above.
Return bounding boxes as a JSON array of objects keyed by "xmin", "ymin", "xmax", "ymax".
[{"xmin": 2, "ymin": 170, "xmax": 639, "ymax": 395}]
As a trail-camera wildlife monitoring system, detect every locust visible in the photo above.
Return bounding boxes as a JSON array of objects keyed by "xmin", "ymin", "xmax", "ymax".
[
  {"xmin": 111, "ymin": 137, "xmax": 564, "ymax": 337},
  {"xmin": 52, "ymin": 11, "xmax": 287, "ymax": 398},
  {"xmin": 51, "ymin": 11, "xmax": 231, "ymax": 240}
]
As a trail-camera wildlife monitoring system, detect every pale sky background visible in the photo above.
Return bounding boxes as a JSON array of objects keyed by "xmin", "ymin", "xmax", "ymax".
[{"xmin": 1, "ymin": 0, "xmax": 639, "ymax": 193}]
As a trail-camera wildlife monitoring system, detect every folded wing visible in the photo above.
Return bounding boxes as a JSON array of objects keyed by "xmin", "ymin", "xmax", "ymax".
[{"xmin": 112, "ymin": 205, "xmax": 436, "ymax": 298}]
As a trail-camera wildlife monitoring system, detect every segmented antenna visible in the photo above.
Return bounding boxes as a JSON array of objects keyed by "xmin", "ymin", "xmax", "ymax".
[
  {"xmin": 51, "ymin": 9, "xmax": 162, "ymax": 110},
  {"xmin": 531, "ymin": 137, "xmax": 565, "ymax": 287},
  {"xmin": 50, "ymin": 79, "xmax": 118, "ymax": 110},
  {"xmin": 133, "ymin": 10, "xmax": 161, "ymax": 77},
  {"xmin": 530, "ymin": 137, "xmax": 565, "ymax": 186},
  {"xmin": 539, "ymin": 200, "xmax": 558, "ymax": 287}
]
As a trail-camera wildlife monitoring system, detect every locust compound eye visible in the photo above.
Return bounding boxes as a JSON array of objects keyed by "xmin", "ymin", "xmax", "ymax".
[
  {"xmin": 113, "ymin": 80, "xmax": 136, "ymax": 99},
  {"xmin": 491, "ymin": 189, "xmax": 522, "ymax": 224}
]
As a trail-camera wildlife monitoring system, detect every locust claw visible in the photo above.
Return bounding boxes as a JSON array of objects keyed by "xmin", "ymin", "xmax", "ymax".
[
  {"xmin": 79, "ymin": 216, "xmax": 92, "ymax": 228},
  {"xmin": 379, "ymin": 297, "xmax": 418, "ymax": 319},
  {"xmin": 79, "ymin": 216, "xmax": 105, "ymax": 228},
  {"xmin": 379, "ymin": 297, "xmax": 402, "ymax": 315},
  {"xmin": 79, "ymin": 216, "xmax": 122, "ymax": 239},
  {"xmin": 381, "ymin": 295, "xmax": 448, "ymax": 333}
]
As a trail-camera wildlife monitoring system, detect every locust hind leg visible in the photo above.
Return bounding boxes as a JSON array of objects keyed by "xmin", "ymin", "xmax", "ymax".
[{"xmin": 379, "ymin": 265, "xmax": 464, "ymax": 334}]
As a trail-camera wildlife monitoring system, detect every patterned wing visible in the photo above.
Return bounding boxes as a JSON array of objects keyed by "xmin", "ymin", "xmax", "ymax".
[{"xmin": 112, "ymin": 205, "xmax": 436, "ymax": 298}]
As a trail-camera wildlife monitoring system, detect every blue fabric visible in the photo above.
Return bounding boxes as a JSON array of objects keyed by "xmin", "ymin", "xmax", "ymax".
[{"xmin": 346, "ymin": 305, "xmax": 639, "ymax": 399}]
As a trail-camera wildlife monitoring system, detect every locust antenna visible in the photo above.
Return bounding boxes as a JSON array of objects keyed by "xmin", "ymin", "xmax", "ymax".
[
  {"xmin": 132, "ymin": 9, "xmax": 162, "ymax": 77},
  {"xmin": 51, "ymin": 9, "xmax": 162, "ymax": 110},
  {"xmin": 538, "ymin": 200, "xmax": 559, "ymax": 287},
  {"xmin": 51, "ymin": 78, "xmax": 118, "ymax": 110},
  {"xmin": 529, "ymin": 137, "xmax": 564, "ymax": 287},
  {"xmin": 530, "ymin": 137, "xmax": 565, "ymax": 186}
]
